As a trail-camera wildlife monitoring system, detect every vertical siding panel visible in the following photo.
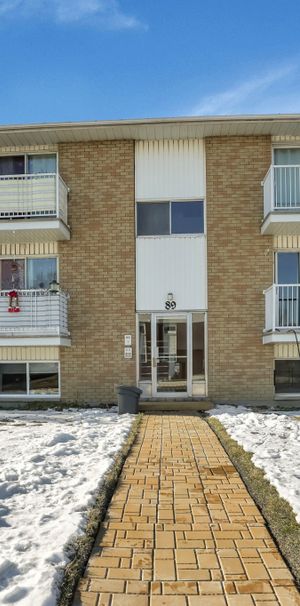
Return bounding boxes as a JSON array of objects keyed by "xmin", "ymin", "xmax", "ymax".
[
  {"xmin": 0, "ymin": 347, "xmax": 59, "ymax": 361},
  {"xmin": 135, "ymin": 139, "xmax": 205, "ymax": 200},
  {"xmin": 136, "ymin": 236, "xmax": 207, "ymax": 311}
]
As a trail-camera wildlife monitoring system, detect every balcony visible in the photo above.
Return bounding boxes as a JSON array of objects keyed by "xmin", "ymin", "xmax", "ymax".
[
  {"xmin": 0, "ymin": 173, "xmax": 70, "ymax": 242},
  {"xmin": 0, "ymin": 290, "xmax": 70, "ymax": 346},
  {"xmin": 261, "ymin": 165, "xmax": 300, "ymax": 235},
  {"xmin": 263, "ymin": 284, "xmax": 300, "ymax": 344}
]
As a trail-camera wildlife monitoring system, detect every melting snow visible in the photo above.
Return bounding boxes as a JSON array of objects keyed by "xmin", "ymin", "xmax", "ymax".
[
  {"xmin": 0, "ymin": 407, "xmax": 133, "ymax": 605},
  {"xmin": 210, "ymin": 406, "xmax": 300, "ymax": 523}
]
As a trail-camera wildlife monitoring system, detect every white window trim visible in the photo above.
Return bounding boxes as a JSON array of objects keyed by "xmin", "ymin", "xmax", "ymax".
[{"xmin": 0, "ymin": 360, "xmax": 61, "ymax": 399}]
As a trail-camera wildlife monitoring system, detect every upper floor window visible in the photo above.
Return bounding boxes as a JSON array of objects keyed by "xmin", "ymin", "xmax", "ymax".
[
  {"xmin": 274, "ymin": 148, "xmax": 300, "ymax": 166},
  {"xmin": 137, "ymin": 201, "xmax": 204, "ymax": 236},
  {"xmin": 276, "ymin": 252, "xmax": 300, "ymax": 284},
  {"xmin": 0, "ymin": 257, "xmax": 57, "ymax": 290},
  {"xmin": 0, "ymin": 154, "xmax": 57, "ymax": 176}
]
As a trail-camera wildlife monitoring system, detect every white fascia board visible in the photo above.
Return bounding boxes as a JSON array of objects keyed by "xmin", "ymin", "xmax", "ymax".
[
  {"xmin": 0, "ymin": 219, "xmax": 70, "ymax": 241},
  {"xmin": 262, "ymin": 332, "xmax": 300, "ymax": 345},
  {"xmin": 0, "ymin": 337, "xmax": 71, "ymax": 347},
  {"xmin": 261, "ymin": 213, "xmax": 300, "ymax": 235}
]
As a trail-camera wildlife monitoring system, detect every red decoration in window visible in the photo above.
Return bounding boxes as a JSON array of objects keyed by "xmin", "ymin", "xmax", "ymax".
[{"xmin": 8, "ymin": 290, "xmax": 20, "ymax": 313}]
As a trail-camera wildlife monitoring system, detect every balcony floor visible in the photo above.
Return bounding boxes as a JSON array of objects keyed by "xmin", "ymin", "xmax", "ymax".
[{"xmin": 261, "ymin": 212, "xmax": 300, "ymax": 235}]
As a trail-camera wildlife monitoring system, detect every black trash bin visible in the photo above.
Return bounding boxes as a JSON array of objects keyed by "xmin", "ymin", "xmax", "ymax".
[{"xmin": 117, "ymin": 385, "xmax": 143, "ymax": 414}]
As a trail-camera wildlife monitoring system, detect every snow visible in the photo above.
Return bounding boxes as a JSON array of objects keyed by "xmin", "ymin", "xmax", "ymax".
[
  {"xmin": 209, "ymin": 406, "xmax": 300, "ymax": 523},
  {"xmin": 0, "ymin": 407, "xmax": 134, "ymax": 606}
]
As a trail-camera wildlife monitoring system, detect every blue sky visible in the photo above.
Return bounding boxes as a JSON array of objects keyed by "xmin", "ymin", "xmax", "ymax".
[{"xmin": 0, "ymin": 0, "xmax": 300, "ymax": 124}]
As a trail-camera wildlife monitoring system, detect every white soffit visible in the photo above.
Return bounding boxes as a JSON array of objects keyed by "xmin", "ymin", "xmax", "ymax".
[{"xmin": 0, "ymin": 114, "xmax": 300, "ymax": 147}]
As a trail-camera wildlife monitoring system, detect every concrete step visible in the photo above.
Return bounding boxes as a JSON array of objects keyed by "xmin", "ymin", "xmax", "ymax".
[{"xmin": 139, "ymin": 400, "xmax": 213, "ymax": 412}]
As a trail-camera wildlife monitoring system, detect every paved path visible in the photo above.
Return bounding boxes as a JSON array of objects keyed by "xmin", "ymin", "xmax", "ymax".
[{"xmin": 74, "ymin": 413, "xmax": 300, "ymax": 606}]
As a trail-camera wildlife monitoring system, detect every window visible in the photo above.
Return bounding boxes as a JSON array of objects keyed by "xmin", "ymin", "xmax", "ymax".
[
  {"xmin": 27, "ymin": 258, "xmax": 57, "ymax": 289},
  {"xmin": 0, "ymin": 154, "xmax": 56, "ymax": 176},
  {"xmin": 137, "ymin": 201, "xmax": 204, "ymax": 236},
  {"xmin": 277, "ymin": 252, "xmax": 300, "ymax": 284},
  {"xmin": 275, "ymin": 360, "xmax": 300, "ymax": 394},
  {"xmin": 274, "ymin": 148, "xmax": 300, "ymax": 166},
  {"xmin": 29, "ymin": 363, "xmax": 59, "ymax": 395},
  {"xmin": 0, "ymin": 156, "xmax": 24, "ymax": 175},
  {"xmin": 1, "ymin": 259, "xmax": 25, "ymax": 290},
  {"xmin": 0, "ymin": 362, "xmax": 59, "ymax": 396},
  {"xmin": 0, "ymin": 258, "xmax": 57, "ymax": 290},
  {"xmin": 137, "ymin": 203, "xmax": 169, "ymax": 236},
  {"xmin": 27, "ymin": 155, "xmax": 56, "ymax": 174},
  {"xmin": 0, "ymin": 364, "xmax": 27, "ymax": 394}
]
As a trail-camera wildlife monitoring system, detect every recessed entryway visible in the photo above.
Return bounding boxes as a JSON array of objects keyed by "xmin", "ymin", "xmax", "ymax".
[{"xmin": 138, "ymin": 312, "xmax": 206, "ymax": 398}]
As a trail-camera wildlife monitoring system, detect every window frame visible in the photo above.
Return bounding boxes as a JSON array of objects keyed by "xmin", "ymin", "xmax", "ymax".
[
  {"xmin": 136, "ymin": 199, "xmax": 206, "ymax": 237},
  {"xmin": 0, "ymin": 152, "xmax": 58, "ymax": 176},
  {"xmin": 0, "ymin": 361, "xmax": 61, "ymax": 398},
  {"xmin": 0, "ymin": 256, "xmax": 59, "ymax": 291}
]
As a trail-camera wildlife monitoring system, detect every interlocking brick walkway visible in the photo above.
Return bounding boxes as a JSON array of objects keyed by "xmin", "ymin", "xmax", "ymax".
[{"xmin": 74, "ymin": 413, "xmax": 300, "ymax": 606}]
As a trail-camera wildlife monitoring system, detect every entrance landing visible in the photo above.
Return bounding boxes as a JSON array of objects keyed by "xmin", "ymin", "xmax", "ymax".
[
  {"xmin": 74, "ymin": 413, "xmax": 300, "ymax": 606},
  {"xmin": 139, "ymin": 400, "xmax": 213, "ymax": 412}
]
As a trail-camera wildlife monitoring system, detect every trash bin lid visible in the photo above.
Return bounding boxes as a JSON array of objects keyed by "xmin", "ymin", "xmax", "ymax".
[{"xmin": 117, "ymin": 385, "xmax": 143, "ymax": 395}]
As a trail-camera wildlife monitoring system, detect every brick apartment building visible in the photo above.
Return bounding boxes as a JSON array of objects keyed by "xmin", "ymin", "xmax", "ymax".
[{"xmin": 0, "ymin": 114, "xmax": 299, "ymax": 405}]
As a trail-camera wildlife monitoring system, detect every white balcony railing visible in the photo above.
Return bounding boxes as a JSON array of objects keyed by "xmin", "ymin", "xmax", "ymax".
[
  {"xmin": 0, "ymin": 290, "xmax": 69, "ymax": 336},
  {"xmin": 262, "ymin": 165, "xmax": 300, "ymax": 216},
  {"xmin": 264, "ymin": 284, "xmax": 300, "ymax": 331},
  {"xmin": 0, "ymin": 173, "xmax": 68, "ymax": 224}
]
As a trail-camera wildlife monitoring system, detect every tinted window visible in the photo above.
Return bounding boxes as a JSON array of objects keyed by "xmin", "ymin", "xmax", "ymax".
[
  {"xmin": 137, "ymin": 202, "xmax": 169, "ymax": 236},
  {"xmin": 277, "ymin": 253, "xmax": 299, "ymax": 284},
  {"xmin": 0, "ymin": 156, "xmax": 24, "ymax": 175},
  {"xmin": 0, "ymin": 363, "xmax": 26, "ymax": 393},
  {"xmin": 171, "ymin": 201, "xmax": 204, "ymax": 234},
  {"xmin": 275, "ymin": 360, "xmax": 300, "ymax": 394}
]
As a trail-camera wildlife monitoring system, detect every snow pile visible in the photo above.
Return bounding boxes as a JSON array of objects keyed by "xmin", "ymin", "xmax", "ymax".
[
  {"xmin": 0, "ymin": 408, "xmax": 133, "ymax": 605},
  {"xmin": 210, "ymin": 406, "xmax": 300, "ymax": 523}
]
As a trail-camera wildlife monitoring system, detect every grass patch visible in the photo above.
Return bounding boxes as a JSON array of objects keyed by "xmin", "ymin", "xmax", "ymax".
[
  {"xmin": 57, "ymin": 413, "xmax": 142, "ymax": 606},
  {"xmin": 207, "ymin": 417, "xmax": 300, "ymax": 587}
]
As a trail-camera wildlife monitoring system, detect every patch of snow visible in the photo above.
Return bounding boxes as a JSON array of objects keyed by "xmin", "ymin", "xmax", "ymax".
[
  {"xmin": 0, "ymin": 407, "xmax": 133, "ymax": 605},
  {"xmin": 210, "ymin": 406, "xmax": 300, "ymax": 523}
]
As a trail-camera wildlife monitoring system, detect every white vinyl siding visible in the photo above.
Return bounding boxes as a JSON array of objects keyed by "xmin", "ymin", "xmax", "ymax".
[
  {"xmin": 135, "ymin": 140, "xmax": 205, "ymax": 201},
  {"xmin": 136, "ymin": 236, "xmax": 207, "ymax": 311}
]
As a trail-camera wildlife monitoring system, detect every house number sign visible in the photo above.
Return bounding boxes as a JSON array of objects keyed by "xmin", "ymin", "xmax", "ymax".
[{"xmin": 165, "ymin": 300, "xmax": 176, "ymax": 310}]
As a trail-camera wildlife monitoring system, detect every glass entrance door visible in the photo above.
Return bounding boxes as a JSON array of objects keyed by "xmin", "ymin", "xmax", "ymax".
[{"xmin": 154, "ymin": 316, "xmax": 188, "ymax": 394}]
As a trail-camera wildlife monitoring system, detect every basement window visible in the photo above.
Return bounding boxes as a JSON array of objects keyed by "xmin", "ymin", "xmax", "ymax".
[
  {"xmin": 0, "ymin": 362, "xmax": 59, "ymax": 397},
  {"xmin": 274, "ymin": 360, "xmax": 300, "ymax": 394}
]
